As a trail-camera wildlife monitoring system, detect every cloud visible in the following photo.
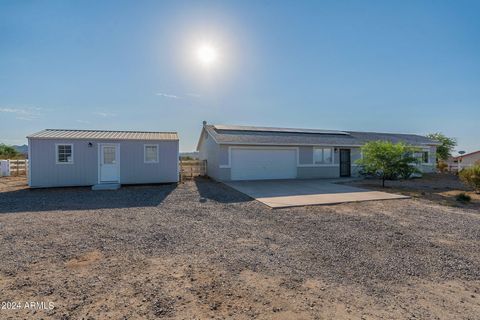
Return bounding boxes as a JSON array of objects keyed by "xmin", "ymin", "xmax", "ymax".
[
  {"xmin": 0, "ymin": 107, "xmax": 42, "ymax": 120},
  {"xmin": 93, "ymin": 112, "xmax": 116, "ymax": 117},
  {"xmin": 155, "ymin": 92, "xmax": 180, "ymax": 99},
  {"xmin": 76, "ymin": 119, "xmax": 91, "ymax": 124},
  {"xmin": 15, "ymin": 116, "xmax": 36, "ymax": 121},
  {"xmin": 155, "ymin": 92, "xmax": 202, "ymax": 99},
  {"xmin": 0, "ymin": 107, "xmax": 32, "ymax": 115}
]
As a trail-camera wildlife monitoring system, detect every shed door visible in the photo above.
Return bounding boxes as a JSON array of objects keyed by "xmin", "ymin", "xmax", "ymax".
[
  {"xmin": 230, "ymin": 148, "xmax": 297, "ymax": 181},
  {"xmin": 99, "ymin": 144, "xmax": 120, "ymax": 183}
]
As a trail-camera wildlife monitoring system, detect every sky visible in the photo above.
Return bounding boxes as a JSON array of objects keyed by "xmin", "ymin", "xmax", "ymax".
[{"xmin": 1, "ymin": 0, "xmax": 479, "ymax": 153}]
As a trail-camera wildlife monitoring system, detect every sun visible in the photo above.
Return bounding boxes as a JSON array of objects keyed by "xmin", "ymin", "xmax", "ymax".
[{"xmin": 196, "ymin": 44, "xmax": 218, "ymax": 67}]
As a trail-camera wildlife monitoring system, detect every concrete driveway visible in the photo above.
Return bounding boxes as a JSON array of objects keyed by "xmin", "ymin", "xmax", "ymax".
[{"xmin": 225, "ymin": 179, "xmax": 409, "ymax": 208}]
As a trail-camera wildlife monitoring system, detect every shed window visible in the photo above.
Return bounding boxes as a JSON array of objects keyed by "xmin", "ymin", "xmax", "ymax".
[
  {"xmin": 313, "ymin": 147, "xmax": 333, "ymax": 164},
  {"xmin": 144, "ymin": 145, "xmax": 159, "ymax": 163},
  {"xmin": 56, "ymin": 144, "xmax": 73, "ymax": 164}
]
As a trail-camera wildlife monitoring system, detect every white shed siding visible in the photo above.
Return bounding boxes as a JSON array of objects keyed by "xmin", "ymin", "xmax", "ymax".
[{"xmin": 29, "ymin": 139, "xmax": 178, "ymax": 187}]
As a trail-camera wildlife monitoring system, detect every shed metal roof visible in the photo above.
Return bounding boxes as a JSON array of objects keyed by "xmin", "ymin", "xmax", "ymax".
[
  {"xmin": 202, "ymin": 124, "xmax": 440, "ymax": 147},
  {"xmin": 28, "ymin": 129, "xmax": 178, "ymax": 141}
]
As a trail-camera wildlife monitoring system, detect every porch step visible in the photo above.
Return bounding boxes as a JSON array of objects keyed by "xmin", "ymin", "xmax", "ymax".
[{"xmin": 91, "ymin": 183, "xmax": 121, "ymax": 191}]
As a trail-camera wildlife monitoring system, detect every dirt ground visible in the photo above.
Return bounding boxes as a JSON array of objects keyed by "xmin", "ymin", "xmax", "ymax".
[
  {"xmin": 0, "ymin": 176, "xmax": 29, "ymax": 192},
  {"xmin": 0, "ymin": 176, "xmax": 479, "ymax": 319},
  {"xmin": 346, "ymin": 173, "xmax": 480, "ymax": 210}
]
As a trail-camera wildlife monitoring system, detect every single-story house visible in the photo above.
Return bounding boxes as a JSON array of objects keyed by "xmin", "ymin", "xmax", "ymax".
[
  {"xmin": 447, "ymin": 150, "xmax": 480, "ymax": 172},
  {"xmin": 197, "ymin": 122, "xmax": 439, "ymax": 181},
  {"xmin": 28, "ymin": 129, "xmax": 179, "ymax": 188}
]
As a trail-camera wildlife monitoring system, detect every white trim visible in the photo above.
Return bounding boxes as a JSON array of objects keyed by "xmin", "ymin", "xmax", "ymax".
[
  {"xmin": 27, "ymin": 138, "xmax": 32, "ymax": 186},
  {"xmin": 144, "ymin": 144, "xmax": 160, "ymax": 163},
  {"xmin": 97, "ymin": 143, "xmax": 121, "ymax": 184},
  {"xmin": 176, "ymin": 141, "xmax": 180, "ymax": 182},
  {"xmin": 55, "ymin": 143, "xmax": 74, "ymax": 164}
]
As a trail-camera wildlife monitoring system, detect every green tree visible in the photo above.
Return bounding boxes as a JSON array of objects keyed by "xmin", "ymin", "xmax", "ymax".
[
  {"xmin": 0, "ymin": 144, "xmax": 21, "ymax": 159},
  {"xmin": 459, "ymin": 165, "xmax": 480, "ymax": 194},
  {"xmin": 356, "ymin": 141, "xmax": 420, "ymax": 187},
  {"xmin": 426, "ymin": 133, "xmax": 457, "ymax": 161}
]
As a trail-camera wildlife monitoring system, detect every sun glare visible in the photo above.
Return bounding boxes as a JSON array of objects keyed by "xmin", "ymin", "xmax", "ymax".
[{"xmin": 196, "ymin": 44, "xmax": 218, "ymax": 67}]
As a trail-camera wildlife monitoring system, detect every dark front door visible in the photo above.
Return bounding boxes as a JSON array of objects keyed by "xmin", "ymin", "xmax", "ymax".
[{"xmin": 339, "ymin": 149, "xmax": 351, "ymax": 177}]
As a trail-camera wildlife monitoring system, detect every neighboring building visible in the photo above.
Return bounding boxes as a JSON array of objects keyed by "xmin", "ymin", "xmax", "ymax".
[
  {"xmin": 197, "ymin": 122, "xmax": 439, "ymax": 181},
  {"xmin": 448, "ymin": 150, "xmax": 480, "ymax": 172},
  {"xmin": 28, "ymin": 129, "xmax": 179, "ymax": 188}
]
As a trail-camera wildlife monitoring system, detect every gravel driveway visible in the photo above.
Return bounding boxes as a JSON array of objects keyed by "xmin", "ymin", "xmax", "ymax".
[{"xmin": 0, "ymin": 178, "xmax": 479, "ymax": 319}]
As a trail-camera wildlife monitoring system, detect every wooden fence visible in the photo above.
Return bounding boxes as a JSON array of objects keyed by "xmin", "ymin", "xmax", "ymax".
[
  {"xmin": 179, "ymin": 160, "xmax": 206, "ymax": 181},
  {"xmin": 0, "ymin": 159, "xmax": 28, "ymax": 177}
]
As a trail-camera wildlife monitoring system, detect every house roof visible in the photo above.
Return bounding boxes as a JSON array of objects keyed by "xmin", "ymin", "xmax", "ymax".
[
  {"xmin": 454, "ymin": 150, "xmax": 480, "ymax": 160},
  {"xmin": 201, "ymin": 124, "xmax": 440, "ymax": 148},
  {"xmin": 28, "ymin": 129, "xmax": 178, "ymax": 141}
]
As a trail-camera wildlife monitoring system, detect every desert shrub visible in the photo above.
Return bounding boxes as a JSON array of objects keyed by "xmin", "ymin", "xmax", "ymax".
[
  {"xmin": 0, "ymin": 144, "xmax": 21, "ymax": 159},
  {"xmin": 356, "ymin": 141, "xmax": 420, "ymax": 187},
  {"xmin": 437, "ymin": 161, "xmax": 448, "ymax": 173},
  {"xmin": 455, "ymin": 192, "xmax": 471, "ymax": 202},
  {"xmin": 398, "ymin": 157, "xmax": 421, "ymax": 180},
  {"xmin": 459, "ymin": 165, "xmax": 480, "ymax": 194}
]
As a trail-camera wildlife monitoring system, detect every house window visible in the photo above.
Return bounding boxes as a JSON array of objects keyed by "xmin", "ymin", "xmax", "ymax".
[
  {"xmin": 56, "ymin": 144, "xmax": 73, "ymax": 164},
  {"xmin": 313, "ymin": 147, "xmax": 333, "ymax": 164},
  {"xmin": 144, "ymin": 144, "xmax": 159, "ymax": 163},
  {"xmin": 422, "ymin": 151, "xmax": 429, "ymax": 163}
]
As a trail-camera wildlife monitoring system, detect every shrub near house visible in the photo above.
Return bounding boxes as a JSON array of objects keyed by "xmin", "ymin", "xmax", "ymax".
[
  {"xmin": 356, "ymin": 141, "xmax": 420, "ymax": 187},
  {"xmin": 459, "ymin": 164, "xmax": 480, "ymax": 194}
]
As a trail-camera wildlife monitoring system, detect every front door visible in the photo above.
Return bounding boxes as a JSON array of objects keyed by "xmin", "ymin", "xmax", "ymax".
[
  {"xmin": 99, "ymin": 144, "xmax": 120, "ymax": 183},
  {"xmin": 339, "ymin": 149, "xmax": 351, "ymax": 177}
]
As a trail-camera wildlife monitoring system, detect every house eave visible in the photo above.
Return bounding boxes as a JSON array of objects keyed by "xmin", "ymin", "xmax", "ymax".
[{"xmin": 215, "ymin": 141, "xmax": 438, "ymax": 148}]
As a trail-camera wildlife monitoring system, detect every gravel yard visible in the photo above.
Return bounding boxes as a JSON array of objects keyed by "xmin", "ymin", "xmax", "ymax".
[{"xmin": 0, "ymin": 177, "xmax": 479, "ymax": 319}]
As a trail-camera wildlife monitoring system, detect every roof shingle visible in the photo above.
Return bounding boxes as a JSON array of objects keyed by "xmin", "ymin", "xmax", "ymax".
[{"xmin": 204, "ymin": 124, "xmax": 439, "ymax": 146}]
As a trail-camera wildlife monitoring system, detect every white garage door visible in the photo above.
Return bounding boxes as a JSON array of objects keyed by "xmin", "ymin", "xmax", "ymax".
[{"xmin": 230, "ymin": 148, "xmax": 297, "ymax": 180}]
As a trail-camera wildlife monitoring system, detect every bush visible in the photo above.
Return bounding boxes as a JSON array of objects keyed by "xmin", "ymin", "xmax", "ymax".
[
  {"xmin": 356, "ymin": 141, "xmax": 420, "ymax": 187},
  {"xmin": 437, "ymin": 161, "xmax": 448, "ymax": 173},
  {"xmin": 0, "ymin": 144, "xmax": 21, "ymax": 159},
  {"xmin": 398, "ymin": 157, "xmax": 421, "ymax": 180},
  {"xmin": 459, "ymin": 165, "xmax": 480, "ymax": 194},
  {"xmin": 455, "ymin": 192, "xmax": 471, "ymax": 202}
]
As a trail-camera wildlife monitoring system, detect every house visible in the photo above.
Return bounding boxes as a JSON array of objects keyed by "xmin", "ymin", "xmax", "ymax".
[
  {"xmin": 27, "ymin": 129, "xmax": 179, "ymax": 188},
  {"xmin": 448, "ymin": 150, "xmax": 480, "ymax": 172},
  {"xmin": 197, "ymin": 122, "xmax": 439, "ymax": 181}
]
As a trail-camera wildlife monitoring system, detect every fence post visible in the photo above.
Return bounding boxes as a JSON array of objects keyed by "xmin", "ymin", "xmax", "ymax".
[{"xmin": 179, "ymin": 160, "xmax": 182, "ymax": 183}]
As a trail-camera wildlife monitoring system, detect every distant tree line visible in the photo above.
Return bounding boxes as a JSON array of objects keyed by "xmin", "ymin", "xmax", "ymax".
[{"xmin": 0, "ymin": 144, "xmax": 24, "ymax": 159}]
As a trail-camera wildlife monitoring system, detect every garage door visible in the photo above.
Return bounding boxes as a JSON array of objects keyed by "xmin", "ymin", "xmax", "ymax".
[{"xmin": 230, "ymin": 148, "xmax": 297, "ymax": 180}]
